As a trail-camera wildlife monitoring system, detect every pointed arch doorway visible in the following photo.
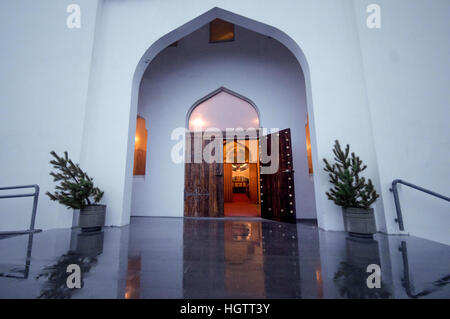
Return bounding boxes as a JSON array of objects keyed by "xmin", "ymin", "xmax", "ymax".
[
  {"xmin": 127, "ymin": 7, "xmax": 317, "ymax": 227},
  {"xmin": 184, "ymin": 88, "xmax": 297, "ymax": 223},
  {"xmin": 184, "ymin": 87, "xmax": 260, "ymax": 218}
]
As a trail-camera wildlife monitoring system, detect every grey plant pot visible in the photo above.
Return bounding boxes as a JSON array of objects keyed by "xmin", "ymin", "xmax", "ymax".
[
  {"xmin": 78, "ymin": 204, "xmax": 106, "ymax": 232},
  {"xmin": 342, "ymin": 207, "xmax": 376, "ymax": 238}
]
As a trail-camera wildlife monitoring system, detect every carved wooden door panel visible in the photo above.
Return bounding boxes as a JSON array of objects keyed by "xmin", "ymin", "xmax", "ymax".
[
  {"xmin": 184, "ymin": 132, "xmax": 224, "ymax": 217},
  {"xmin": 260, "ymin": 128, "xmax": 297, "ymax": 223},
  {"xmin": 223, "ymin": 163, "xmax": 233, "ymax": 203}
]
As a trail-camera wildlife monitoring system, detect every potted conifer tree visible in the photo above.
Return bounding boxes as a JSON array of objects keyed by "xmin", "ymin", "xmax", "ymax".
[
  {"xmin": 46, "ymin": 151, "xmax": 105, "ymax": 232},
  {"xmin": 323, "ymin": 141, "xmax": 379, "ymax": 238}
]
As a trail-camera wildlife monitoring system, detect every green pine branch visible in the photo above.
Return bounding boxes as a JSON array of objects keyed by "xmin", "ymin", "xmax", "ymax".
[
  {"xmin": 46, "ymin": 151, "xmax": 104, "ymax": 210},
  {"xmin": 323, "ymin": 140, "xmax": 379, "ymax": 209}
]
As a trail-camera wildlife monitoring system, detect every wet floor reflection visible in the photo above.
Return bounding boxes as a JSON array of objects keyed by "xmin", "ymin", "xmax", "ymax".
[
  {"xmin": 224, "ymin": 222, "xmax": 265, "ymax": 298},
  {"xmin": 0, "ymin": 233, "xmax": 34, "ymax": 279},
  {"xmin": 35, "ymin": 230, "xmax": 103, "ymax": 299},
  {"xmin": 332, "ymin": 237, "xmax": 391, "ymax": 298},
  {"xmin": 399, "ymin": 241, "xmax": 450, "ymax": 298},
  {"xmin": 124, "ymin": 253, "xmax": 141, "ymax": 299},
  {"xmin": 0, "ymin": 217, "xmax": 449, "ymax": 299},
  {"xmin": 182, "ymin": 220, "xmax": 301, "ymax": 298}
]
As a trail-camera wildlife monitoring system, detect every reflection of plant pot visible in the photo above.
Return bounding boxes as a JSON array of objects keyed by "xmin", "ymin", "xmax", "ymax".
[
  {"xmin": 343, "ymin": 207, "xmax": 376, "ymax": 238},
  {"xmin": 345, "ymin": 236, "xmax": 380, "ymax": 267},
  {"xmin": 74, "ymin": 231, "xmax": 104, "ymax": 257},
  {"xmin": 79, "ymin": 205, "xmax": 106, "ymax": 232},
  {"xmin": 334, "ymin": 237, "xmax": 391, "ymax": 299}
]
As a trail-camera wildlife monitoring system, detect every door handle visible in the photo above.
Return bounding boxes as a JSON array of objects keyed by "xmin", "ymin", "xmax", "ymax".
[{"xmin": 282, "ymin": 169, "xmax": 294, "ymax": 173}]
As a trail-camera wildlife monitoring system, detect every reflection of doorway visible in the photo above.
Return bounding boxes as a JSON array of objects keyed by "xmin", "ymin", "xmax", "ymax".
[
  {"xmin": 224, "ymin": 221, "xmax": 265, "ymax": 297},
  {"xmin": 223, "ymin": 140, "xmax": 260, "ymax": 217},
  {"xmin": 182, "ymin": 218, "xmax": 301, "ymax": 298}
]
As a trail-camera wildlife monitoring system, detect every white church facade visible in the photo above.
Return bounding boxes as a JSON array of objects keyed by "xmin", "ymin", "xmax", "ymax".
[{"xmin": 1, "ymin": 0, "xmax": 449, "ymax": 246}]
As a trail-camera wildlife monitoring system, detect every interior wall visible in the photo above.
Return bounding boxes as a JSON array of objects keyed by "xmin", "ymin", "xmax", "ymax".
[
  {"xmin": 353, "ymin": 0, "xmax": 450, "ymax": 244},
  {"xmin": 188, "ymin": 91, "xmax": 259, "ymax": 130},
  {"xmin": 225, "ymin": 141, "xmax": 259, "ymax": 204},
  {"xmin": 131, "ymin": 24, "xmax": 316, "ymax": 219}
]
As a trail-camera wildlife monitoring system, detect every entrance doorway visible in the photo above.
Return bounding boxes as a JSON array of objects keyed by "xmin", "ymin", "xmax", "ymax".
[
  {"xmin": 223, "ymin": 140, "xmax": 260, "ymax": 217},
  {"xmin": 184, "ymin": 95, "xmax": 297, "ymax": 223}
]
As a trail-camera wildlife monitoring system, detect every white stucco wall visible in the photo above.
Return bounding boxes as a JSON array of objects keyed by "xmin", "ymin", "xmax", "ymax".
[
  {"xmin": 353, "ymin": 0, "xmax": 450, "ymax": 244},
  {"xmin": 1, "ymin": 0, "xmax": 448, "ymax": 245},
  {"xmin": 0, "ymin": 0, "xmax": 101, "ymax": 231},
  {"xmin": 80, "ymin": 0, "xmax": 383, "ymax": 234},
  {"xmin": 131, "ymin": 24, "xmax": 316, "ymax": 219}
]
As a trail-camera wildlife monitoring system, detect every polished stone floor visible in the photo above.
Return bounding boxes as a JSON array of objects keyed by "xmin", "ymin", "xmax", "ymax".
[{"xmin": 0, "ymin": 217, "xmax": 449, "ymax": 299}]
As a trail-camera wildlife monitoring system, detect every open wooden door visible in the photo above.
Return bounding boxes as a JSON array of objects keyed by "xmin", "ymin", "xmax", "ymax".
[
  {"xmin": 184, "ymin": 131, "xmax": 224, "ymax": 217},
  {"xmin": 223, "ymin": 163, "xmax": 232, "ymax": 202},
  {"xmin": 259, "ymin": 128, "xmax": 297, "ymax": 223},
  {"xmin": 249, "ymin": 163, "xmax": 258, "ymax": 204}
]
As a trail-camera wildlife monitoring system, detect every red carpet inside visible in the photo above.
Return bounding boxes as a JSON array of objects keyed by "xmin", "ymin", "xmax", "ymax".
[{"xmin": 224, "ymin": 194, "xmax": 260, "ymax": 217}]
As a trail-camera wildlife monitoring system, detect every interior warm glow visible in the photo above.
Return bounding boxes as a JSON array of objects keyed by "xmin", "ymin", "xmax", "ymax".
[
  {"xmin": 316, "ymin": 269, "xmax": 321, "ymax": 282},
  {"xmin": 190, "ymin": 118, "xmax": 205, "ymax": 129},
  {"xmin": 189, "ymin": 91, "xmax": 259, "ymax": 131},
  {"xmin": 224, "ymin": 140, "xmax": 259, "ymax": 164},
  {"xmin": 305, "ymin": 116, "xmax": 313, "ymax": 174},
  {"xmin": 210, "ymin": 19, "xmax": 235, "ymax": 42},
  {"xmin": 133, "ymin": 116, "xmax": 147, "ymax": 176}
]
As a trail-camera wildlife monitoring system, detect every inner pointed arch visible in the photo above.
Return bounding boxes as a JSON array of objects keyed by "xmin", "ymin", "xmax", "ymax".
[{"xmin": 187, "ymin": 87, "xmax": 261, "ymax": 131}]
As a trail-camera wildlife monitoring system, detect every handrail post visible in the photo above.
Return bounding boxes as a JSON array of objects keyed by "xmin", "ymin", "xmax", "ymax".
[
  {"xmin": 390, "ymin": 179, "xmax": 450, "ymax": 232},
  {"xmin": 29, "ymin": 185, "xmax": 40, "ymax": 231},
  {"xmin": 390, "ymin": 180, "xmax": 405, "ymax": 231}
]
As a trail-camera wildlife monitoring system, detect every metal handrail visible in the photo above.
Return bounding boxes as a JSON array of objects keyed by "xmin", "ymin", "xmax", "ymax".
[
  {"xmin": 390, "ymin": 179, "xmax": 450, "ymax": 231},
  {"xmin": 0, "ymin": 184, "xmax": 42, "ymax": 235}
]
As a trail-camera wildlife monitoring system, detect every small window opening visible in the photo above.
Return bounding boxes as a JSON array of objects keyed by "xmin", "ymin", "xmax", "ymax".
[
  {"xmin": 210, "ymin": 19, "xmax": 235, "ymax": 43},
  {"xmin": 133, "ymin": 116, "xmax": 148, "ymax": 176},
  {"xmin": 305, "ymin": 116, "xmax": 313, "ymax": 174}
]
